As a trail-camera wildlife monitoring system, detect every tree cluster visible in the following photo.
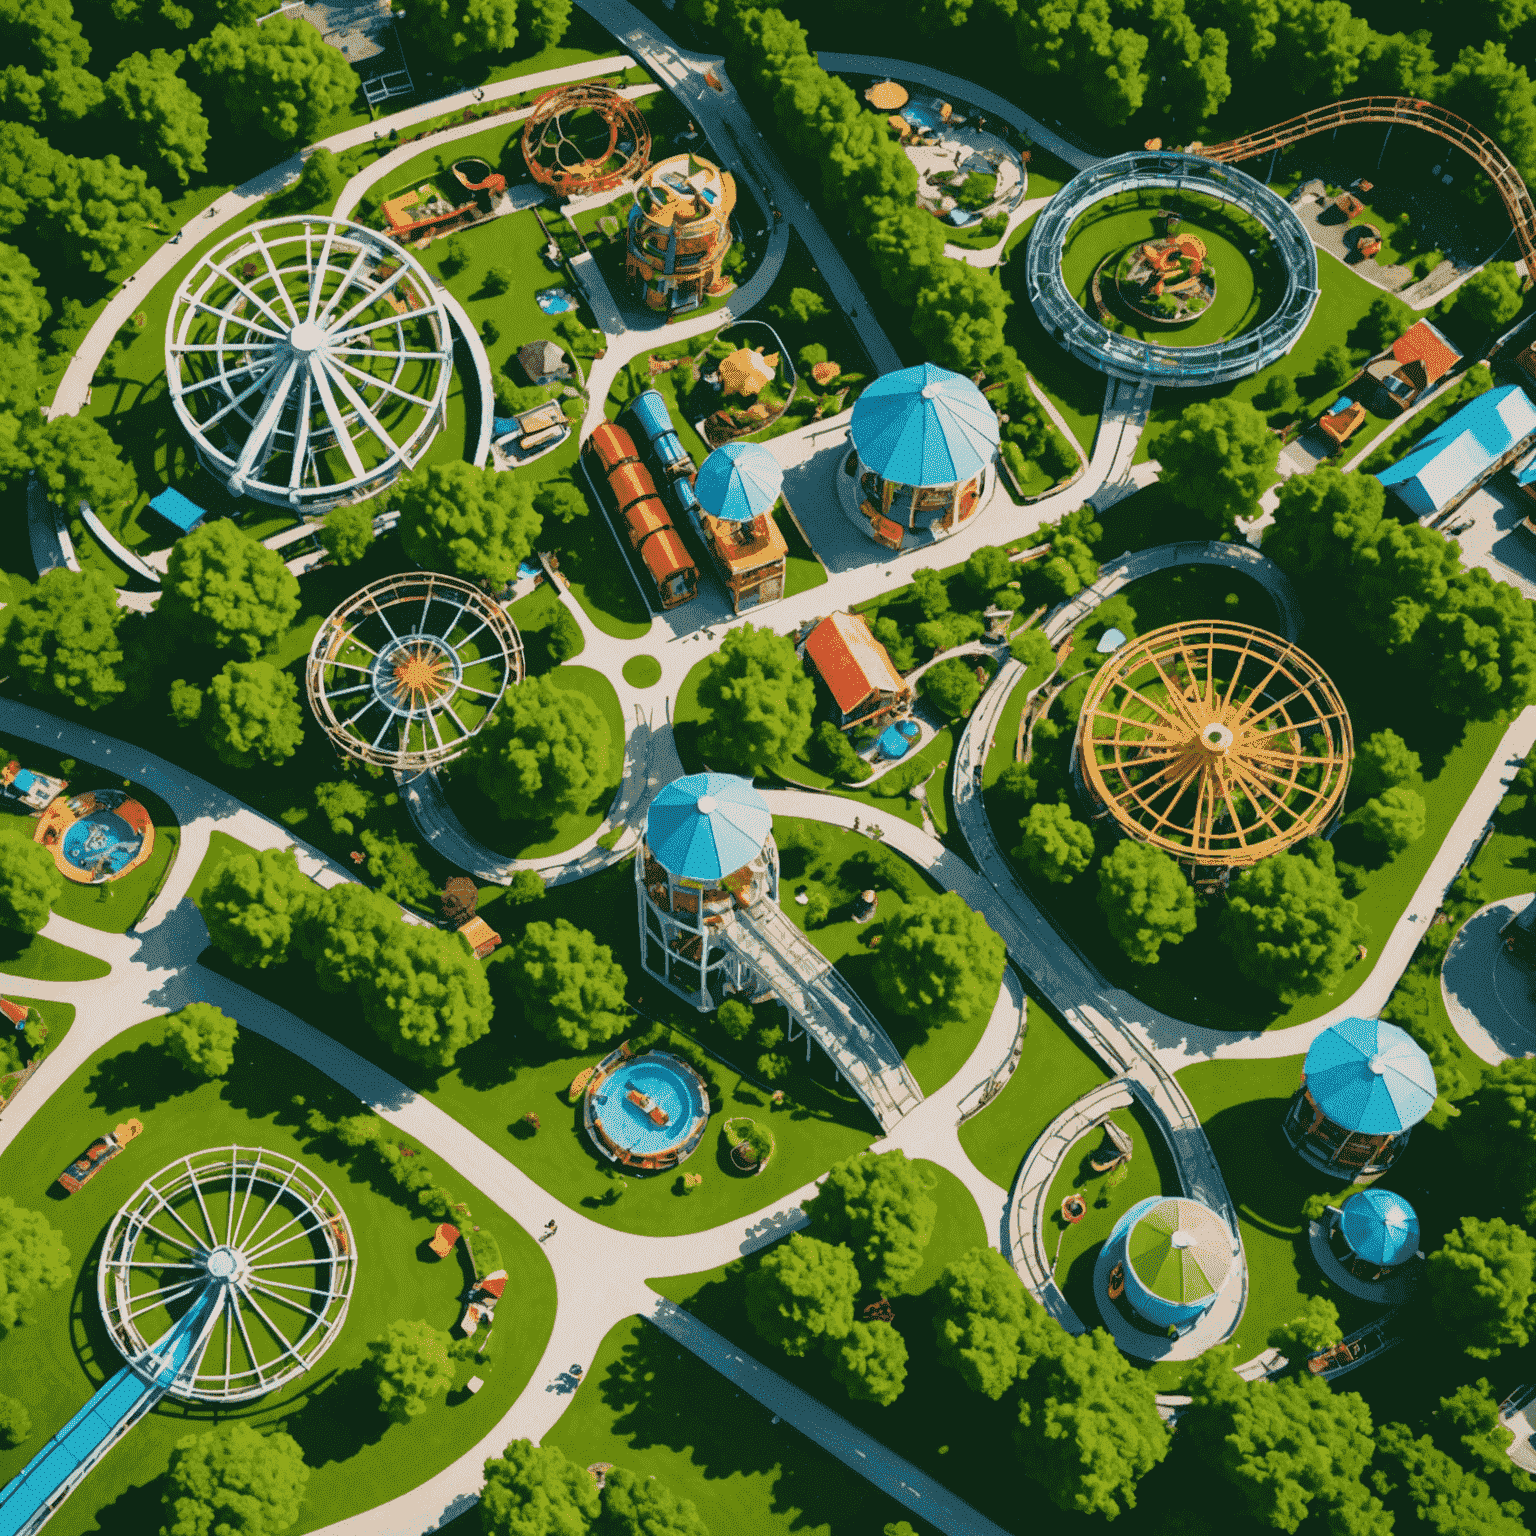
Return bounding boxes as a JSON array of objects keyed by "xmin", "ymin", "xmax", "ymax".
[
  {"xmin": 696, "ymin": 622, "xmax": 815, "ymax": 775},
  {"xmin": 0, "ymin": 1195, "xmax": 70, "ymax": 1334},
  {"xmin": 468, "ymin": 673, "xmax": 609, "ymax": 827},
  {"xmin": 162, "ymin": 1420, "xmax": 309, "ymax": 1536},
  {"xmin": 874, "ymin": 890, "xmax": 1006, "ymax": 1028}
]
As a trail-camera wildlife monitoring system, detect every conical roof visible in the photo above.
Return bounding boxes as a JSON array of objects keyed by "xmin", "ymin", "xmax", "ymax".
[
  {"xmin": 850, "ymin": 362, "xmax": 999, "ymax": 488},
  {"xmin": 1126, "ymin": 1197, "xmax": 1231, "ymax": 1304},
  {"xmin": 1303, "ymin": 1017, "xmax": 1436, "ymax": 1135},
  {"xmin": 645, "ymin": 772, "xmax": 771, "ymax": 882},
  {"xmin": 1340, "ymin": 1188, "xmax": 1420, "ymax": 1268},
  {"xmin": 696, "ymin": 442, "xmax": 783, "ymax": 521}
]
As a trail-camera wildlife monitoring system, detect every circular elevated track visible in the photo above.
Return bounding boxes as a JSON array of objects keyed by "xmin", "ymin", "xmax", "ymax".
[{"xmin": 521, "ymin": 83, "xmax": 651, "ymax": 197}]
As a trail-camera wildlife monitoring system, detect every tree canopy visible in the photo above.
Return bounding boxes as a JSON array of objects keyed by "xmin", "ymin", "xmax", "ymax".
[
  {"xmin": 805, "ymin": 1149, "xmax": 937, "ymax": 1294},
  {"xmin": 481, "ymin": 1439, "xmax": 600, "ymax": 1536},
  {"xmin": 1150, "ymin": 398, "xmax": 1278, "ymax": 533},
  {"xmin": 0, "ymin": 834, "xmax": 63, "ymax": 936},
  {"xmin": 597, "ymin": 1465, "xmax": 711, "ymax": 1536},
  {"xmin": 159, "ymin": 519, "xmax": 301, "ymax": 660},
  {"xmin": 2, "ymin": 568, "xmax": 129, "ymax": 710},
  {"xmin": 505, "ymin": 918, "xmax": 628, "ymax": 1051},
  {"xmin": 1017, "ymin": 801, "xmax": 1094, "ymax": 885},
  {"xmin": 697, "ymin": 622, "xmax": 815, "ymax": 774},
  {"xmin": 296, "ymin": 882, "xmax": 402, "ymax": 995},
  {"xmin": 874, "ymin": 890, "xmax": 1005, "ymax": 1027},
  {"xmin": 355, "ymin": 921, "xmax": 494, "ymax": 1068},
  {"xmin": 919, "ymin": 657, "xmax": 983, "ymax": 719},
  {"xmin": 469, "ymin": 673, "xmax": 608, "ymax": 824},
  {"xmin": 406, "ymin": 0, "xmax": 519, "ymax": 62},
  {"xmin": 1096, "ymin": 841, "xmax": 1197, "ymax": 965},
  {"xmin": 28, "ymin": 411, "xmax": 137, "ymax": 516},
  {"xmin": 202, "ymin": 660, "xmax": 306, "ymax": 768},
  {"xmin": 1354, "ymin": 728, "xmax": 1420, "ymax": 800},
  {"xmin": 367, "ymin": 1318, "xmax": 454, "ymax": 1422},
  {"xmin": 0, "ymin": 1196, "xmax": 70, "ymax": 1334},
  {"xmin": 190, "ymin": 18, "xmax": 360, "ymax": 141},
  {"xmin": 1371, "ymin": 1422, "xmax": 1527, "ymax": 1536},
  {"xmin": 1356, "ymin": 786, "xmax": 1426, "ymax": 853},
  {"xmin": 1455, "ymin": 261, "xmax": 1525, "ymax": 335},
  {"xmin": 0, "ymin": 1392, "xmax": 29, "ymax": 1449},
  {"xmin": 828, "ymin": 1317, "xmax": 909, "ymax": 1406},
  {"xmin": 162, "ymin": 1421, "xmax": 310, "ymax": 1536},
  {"xmin": 1221, "ymin": 841, "xmax": 1360, "ymax": 1002},
  {"xmin": 319, "ymin": 503, "xmax": 374, "ymax": 566},
  {"xmin": 746, "ymin": 1233, "xmax": 859, "ymax": 1358},
  {"xmin": 103, "ymin": 48, "xmax": 208, "ymax": 186},
  {"xmin": 931, "ymin": 1245, "xmax": 1056, "ymax": 1401},
  {"xmin": 1427, "ymin": 1216, "xmax": 1536, "ymax": 1359},
  {"xmin": 1449, "ymin": 1056, "xmax": 1536, "ymax": 1225},
  {"xmin": 164, "ymin": 1003, "xmax": 239, "ymax": 1079},
  {"xmin": 202, "ymin": 847, "xmax": 320, "ymax": 969},
  {"xmin": 397, "ymin": 461, "xmax": 542, "ymax": 589}
]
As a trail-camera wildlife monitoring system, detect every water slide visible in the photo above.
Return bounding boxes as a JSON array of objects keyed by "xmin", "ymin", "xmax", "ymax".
[
  {"xmin": 0, "ymin": 1291, "xmax": 220, "ymax": 1536},
  {"xmin": 720, "ymin": 902, "xmax": 923, "ymax": 1132}
]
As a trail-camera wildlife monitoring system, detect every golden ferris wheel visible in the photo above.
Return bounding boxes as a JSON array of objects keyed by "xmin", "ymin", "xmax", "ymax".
[{"xmin": 1077, "ymin": 621, "xmax": 1353, "ymax": 869}]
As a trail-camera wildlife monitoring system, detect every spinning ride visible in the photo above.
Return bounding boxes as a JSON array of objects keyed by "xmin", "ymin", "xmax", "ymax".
[
  {"xmin": 98, "ymin": 1146, "xmax": 356, "ymax": 1403},
  {"xmin": 165, "ymin": 217, "xmax": 454, "ymax": 512},
  {"xmin": 34, "ymin": 788, "xmax": 154, "ymax": 885},
  {"xmin": 305, "ymin": 573, "xmax": 524, "ymax": 771},
  {"xmin": 521, "ymin": 83, "xmax": 651, "ymax": 197},
  {"xmin": 1076, "ymin": 621, "xmax": 1352, "ymax": 872}
]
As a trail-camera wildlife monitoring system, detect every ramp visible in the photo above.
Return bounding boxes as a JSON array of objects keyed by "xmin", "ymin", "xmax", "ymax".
[
  {"xmin": 0, "ymin": 1293, "xmax": 219, "ymax": 1536},
  {"xmin": 722, "ymin": 903, "xmax": 922, "ymax": 1132}
]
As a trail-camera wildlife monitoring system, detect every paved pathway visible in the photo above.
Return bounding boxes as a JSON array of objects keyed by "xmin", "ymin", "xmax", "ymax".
[{"xmin": 1441, "ymin": 896, "xmax": 1536, "ymax": 1063}]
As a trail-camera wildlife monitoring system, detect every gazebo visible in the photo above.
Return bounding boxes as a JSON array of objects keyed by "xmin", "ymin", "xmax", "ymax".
[
  {"xmin": 1104, "ymin": 1195, "xmax": 1234, "ymax": 1335},
  {"xmin": 693, "ymin": 443, "xmax": 788, "ymax": 614},
  {"xmin": 1331, "ymin": 1188, "xmax": 1421, "ymax": 1280},
  {"xmin": 635, "ymin": 773, "xmax": 779, "ymax": 1008},
  {"xmin": 847, "ymin": 362, "xmax": 998, "ymax": 547},
  {"xmin": 1282, "ymin": 1017, "xmax": 1436, "ymax": 1179}
]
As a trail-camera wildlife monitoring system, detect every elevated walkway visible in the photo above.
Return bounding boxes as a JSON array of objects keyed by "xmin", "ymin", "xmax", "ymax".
[
  {"xmin": 721, "ymin": 901, "xmax": 922, "ymax": 1132},
  {"xmin": 0, "ymin": 1292, "xmax": 219, "ymax": 1536}
]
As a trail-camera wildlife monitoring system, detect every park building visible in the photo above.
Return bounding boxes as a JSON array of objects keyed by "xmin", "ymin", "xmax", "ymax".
[
  {"xmin": 1282, "ymin": 1017, "xmax": 1436, "ymax": 1180},
  {"xmin": 803, "ymin": 611, "xmax": 915, "ymax": 731},
  {"xmin": 687, "ymin": 442, "xmax": 789, "ymax": 613},
  {"xmin": 1324, "ymin": 1188, "xmax": 1422, "ymax": 1283},
  {"xmin": 625, "ymin": 153, "xmax": 737, "ymax": 315},
  {"xmin": 1103, "ymin": 1195, "xmax": 1236, "ymax": 1336},
  {"xmin": 844, "ymin": 363, "xmax": 999, "ymax": 549}
]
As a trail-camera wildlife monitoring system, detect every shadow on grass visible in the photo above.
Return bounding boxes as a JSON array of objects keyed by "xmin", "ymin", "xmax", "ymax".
[{"xmin": 86, "ymin": 1039, "xmax": 197, "ymax": 1116}]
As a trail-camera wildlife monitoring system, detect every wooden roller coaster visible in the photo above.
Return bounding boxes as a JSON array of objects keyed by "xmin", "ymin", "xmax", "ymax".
[{"xmin": 1193, "ymin": 96, "xmax": 1536, "ymax": 280}]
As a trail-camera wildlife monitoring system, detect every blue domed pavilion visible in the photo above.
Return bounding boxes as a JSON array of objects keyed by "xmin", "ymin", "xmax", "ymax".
[
  {"xmin": 1332, "ymin": 1187, "xmax": 1421, "ymax": 1280},
  {"xmin": 1104, "ymin": 1195, "xmax": 1235, "ymax": 1334},
  {"xmin": 1283, "ymin": 1017, "xmax": 1436, "ymax": 1178}
]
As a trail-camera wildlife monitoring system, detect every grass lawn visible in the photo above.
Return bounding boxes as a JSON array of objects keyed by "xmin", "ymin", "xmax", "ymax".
[
  {"xmin": 197, "ymin": 857, "xmax": 879, "ymax": 1237},
  {"xmin": 0, "ymin": 1016, "xmax": 555, "ymax": 1536},
  {"xmin": 622, "ymin": 655, "xmax": 662, "ymax": 687},
  {"xmin": 440, "ymin": 664, "xmax": 624, "ymax": 860},
  {"xmin": 0, "ymin": 932, "xmax": 110, "ymax": 982},
  {"xmin": 957, "ymin": 1000, "xmax": 1109, "ymax": 1190},
  {"xmin": 185, "ymin": 830, "xmax": 255, "ymax": 906},
  {"xmin": 506, "ymin": 581, "xmax": 583, "ymax": 673}
]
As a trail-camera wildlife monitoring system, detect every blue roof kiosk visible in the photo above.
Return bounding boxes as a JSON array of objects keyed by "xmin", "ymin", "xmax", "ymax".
[
  {"xmin": 635, "ymin": 773, "xmax": 779, "ymax": 1009},
  {"xmin": 1329, "ymin": 1188, "xmax": 1421, "ymax": 1280},
  {"xmin": 1282, "ymin": 1017, "xmax": 1437, "ymax": 1179}
]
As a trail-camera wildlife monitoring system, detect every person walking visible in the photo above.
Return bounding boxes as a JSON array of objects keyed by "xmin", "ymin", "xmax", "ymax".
[{"xmin": 542, "ymin": 1219, "xmax": 558, "ymax": 1241}]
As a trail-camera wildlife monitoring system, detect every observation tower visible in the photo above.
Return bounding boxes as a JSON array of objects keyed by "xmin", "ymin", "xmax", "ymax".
[
  {"xmin": 1283, "ymin": 1017, "xmax": 1436, "ymax": 1178},
  {"xmin": 625, "ymin": 154, "xmax": 736, "ymax": 314},
  {"xmin": 1076, "ymin": 621, "xmax": 1352, "ymax": 879},
  {"xmin": 1103, "ymin": 1195, "xmax": 1237, "ymax": 1336},
  {"xmin": 845, "ymin": 363, "xmax": 998, "ymax": 548},
  {"xmin": 166, "ymin": 217, "xmax": 455, "ymax": 512}
]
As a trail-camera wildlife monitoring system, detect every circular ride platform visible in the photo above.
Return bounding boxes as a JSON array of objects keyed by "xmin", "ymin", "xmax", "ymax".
[
  {"xmin": 34, "ymin": 788, "xmax": 154, "ymax": 885},
  {"xmin": 584, "ymin": 1049, "xmax": 711, "ymax": 1170}
]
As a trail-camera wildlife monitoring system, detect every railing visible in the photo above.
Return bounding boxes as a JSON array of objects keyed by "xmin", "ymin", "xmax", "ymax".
[{"xmin": 955, "ymin": 963, "xmax": 1029, "ymax": 1124}]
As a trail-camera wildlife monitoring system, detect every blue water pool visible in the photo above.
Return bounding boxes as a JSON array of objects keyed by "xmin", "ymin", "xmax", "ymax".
[
  {"xmin": 903, "ymin": 104, "xmax": 940, "ymax": 131},
  {"xmin": 877, "ymin": 719, "xmax": 921, "ymax": 759},
  {"xmin": 535, "ymin": 286, "xmax": 574, "ymax": 315},
  {"xmin": 591, "ymin": 1054, "xmax": 707, "ymax": 1157},
  {"xmin": 61, "ymin": 811, "xmax": 142, "ymax": 877}
]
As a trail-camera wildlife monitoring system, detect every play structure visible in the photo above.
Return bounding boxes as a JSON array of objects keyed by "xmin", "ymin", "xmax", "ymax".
[
  {"xmin": 583, "ymin": 420, "xmax": 698, "ymax": 610},
  {"xmin": 56, "ymin": 1120, "xmax": 142, "ymax": 1194},
  {"xmin": 459, "ymin": 1269, "xmax": 507, "ymax": 1336},
  {"xmin": 1194, "ymin": 96, "xmax": 1536, "ymax": 280},
  {"xmin": 625, "ymin": 154, "xmax": 736, "ymax": 314},
  {"xmin": 635, "ymin": 772, "xmax": 922, "ymax": 1132},
  {"xmin": 583, "ymin": 1045, "xmax": 711, "ymax": 1170},
  {"xmin": 381, "ymin": 158, "xmax": 508, "ymax": 241},
  {"xmin": 1076, "ymin": 621, "xmax": 1353, "ymax": 876},
  {"xmin": 34, "ymin": 789, "xmax": 154, "ymax": 886},
  {"xmin": 845, "ymin": 363, "xmax": 999, "ymax": 549},
  {"xmin": 305, "ymin": 572, "xmax": 525, "ymax": 771},
  {"xmin": 166, "ymin": 217, "xmax": 455, "ymax": 512},
  {"xmin": 521, "ymin": 83, "xmax": 651, "ymax": 198},
  {"xmin": 1027, "ymin": 151, "xmax": 1318, "ymax": 387},
  {"xmin": 0, "ymin": 1148, "xmax": 355, "ymax": 1536},
  {"xmin": 1114, "ymin": 232, "xmax": 1216, "ymax": 324},
  {"xmin": 1103, "ymin": 1195, "xmax": 1237, "ymax": 1336},
  {"xmin": 1283, "ymin": 1017, "xmax": 1436, "ymax": 1179}
]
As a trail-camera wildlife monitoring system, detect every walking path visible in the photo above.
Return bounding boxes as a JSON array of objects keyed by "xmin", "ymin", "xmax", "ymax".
[{"xmin": 1441, "ymin": 895, "xmax": 1536, "ymax": 1063}]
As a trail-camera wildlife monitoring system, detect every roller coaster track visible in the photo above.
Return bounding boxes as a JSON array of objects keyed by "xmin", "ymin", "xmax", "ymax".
[{"xmin": 1197, "ymin": 96, "xmax": 1536, "ymax": 279}]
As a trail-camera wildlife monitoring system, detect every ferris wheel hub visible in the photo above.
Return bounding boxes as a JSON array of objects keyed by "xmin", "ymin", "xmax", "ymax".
[
  {"xmin": 1199, "ymin": 723, "xmax": 1234, "ymax": 755},
  {"xmin": 204, "ymin": 1244, "xmax": 242, "ymax": 1281},
  {"xmin": 288, "ymin": 319, "xmax": 328, "ymax": 356}
]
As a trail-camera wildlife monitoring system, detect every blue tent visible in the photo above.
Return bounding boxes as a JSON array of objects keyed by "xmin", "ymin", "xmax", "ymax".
[
  {"xmin": 1375, "ymin": 384, "xmax": 1536, "ymax": 518},
  {"xmin": 149, "ymin": 487, "xmax": 206, "ymax": 533},
  {"xmin": 849, "ymin": 362, "xmax": 999, "ymax": 487},
  {"xmin": 1340, "ymin": 1188, "xmax": 1420, "ymax": 1268},
  {"xmin": 646, "ymin": 773, "xmax": 772, "ymax": 882},
  {"xmin": 1303, "ymin": 1017, "xmax": 1436, "ymax": 1135},
  {"xmin": 696, "ymin": 442, "xmax": 783, "ymax": 521}
]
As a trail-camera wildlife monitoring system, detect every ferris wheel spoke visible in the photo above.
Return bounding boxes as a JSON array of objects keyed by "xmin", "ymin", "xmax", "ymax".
[
  {"xmin": 1144, "ymin": 651, "xmax": 1207, "ymax": 729},
  {"xmin": 171, "ymin": 341, "xmax": 281, "ymax": 357},
  {"xmin": 454, "ymin": 683, "xmax": 503, "ymax": 699},
  {"xmin": 246, "ymin": 1270, "xmax": 324, "ymax": 1296},
  {"xmin": 237, "ymin": 1283, "xmax": 311, "ymax": 1372},
  {"xmin": 186, "ymin": 296, "xmax": 286, "ymax": 342},
  {"xmin": 371, "ymin": 710, "xmax": 401, "ymax": 751},
  {"xmin": 329, "ymin": 344, "xmax": 444, "ymax": 362},
  {"xmin": 306, "ymin": 360, "xmax": 369, "ymax": 481},
  {"xmin": 252, "ymin": 1256, "xmax": 349, "ymax": 1269},
  {"xmin": 143, "ymin": 1188, "xmax": 211, "ymax": 1253},
  {"xmin": 331, "ymin": 261, "xmax": 411, "ymax": 334},
  {"xmin": 235, "ymin": 1157, "xmax": 298, "ymax": 1252},
  {"xmin": 229, "ymin": 1283, "xmax": 267, "ymax": 1387},
  {"xmin": 252, "ymin": 232, "xmax": 301, "ymax": 327},
  {"xmin": 179, "ymin": 354, "xmax": 280, "ymax": 409},
  {"xmin": 243, "ymin": 1208, "xmax": 322, "ymax": 1263},
  {"xmin": 1110, "ymin": 679, "xmax": 1187, "ymax": 735},
  {"xmin": 288, "ymin": 368, "xmax": 317, "ymax": 492},
  {"xmin": 232, "ymin": 358, "xmax": 303, "ymax": 481},
  {"xmin": 185, "ymin": 1159, "xmax": 220, "ymax": 1248},
  {"xmin": 206, "ymin": 259, "xmax": 292, "ymax": 334},
  {"xmin": 330, "ymin": 356, "xmax": 435, "ymax": 411},
  {"xmin": 124, "ymin": 1278, "xmax": 202, "ymax": 1322},
  {"xmin": 247, "ymin": 1277, "xmax": 324, "ymax": 1322},
  {"xmin": 223, "ymin": 1286, "xmax": 234, "ymax": 1387},
  {"xmin": 306, "ymin": 223, "xmax": 343, "ymax": 323},
  {"xmin": 323, "ymin": 360, "xmax": 400, "ymax": 455},
  {"xmin": 116, "ymin": 1258, "xmax": 201, "ymax": 1270}
]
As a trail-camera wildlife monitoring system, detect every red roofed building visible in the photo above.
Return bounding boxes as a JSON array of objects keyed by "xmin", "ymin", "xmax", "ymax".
[
  {"xmin": 0, "ymin": 997, "xmax": 28, "ymax": 1027},
  {"xmin": 804, "ymin": 611, "xmax": 915, "ymax": 730},
  {"xmin": 1367, "ymin": 320, "xmax": 1462, "ymax": 415}
]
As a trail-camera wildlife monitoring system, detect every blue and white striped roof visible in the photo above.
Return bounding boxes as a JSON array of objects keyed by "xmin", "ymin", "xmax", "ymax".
[{"xmin": 850, "ymin": 363, "xmax": 998, "ymax": 487}]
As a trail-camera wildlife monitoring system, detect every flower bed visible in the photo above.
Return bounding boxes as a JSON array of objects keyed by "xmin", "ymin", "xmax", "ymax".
[{"xmin": 722, "ymin": 1115, "xmax": 774, "ymax": 1174}]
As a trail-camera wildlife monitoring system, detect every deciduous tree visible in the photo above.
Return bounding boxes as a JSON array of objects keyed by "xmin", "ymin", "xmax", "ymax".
[
  {"xmin": 1017, "ymin": 801, "xmax": 1094, "ymax": 884},
  {"xmin": 103, "ymin": 49, "xmax": 208, "ymax": 186},
  {"xmin": 296, "ymin": 882, "xmax": 401, "ymax": 994},
  {"xmin": 190, "ymin": 18, "xmax": 360, "ymax": 142},
  {"xmin": 1096, "ymin": 841, "xmax": 1196, "ymax": 965},
  {"xmin": 875, "ymin": 890, "xmax": 1005, "ymax": 1027},
  {"xmin": 481, "ymin": 1440, "xmax": 599, "ymax": 1536},
  {"xmin": 1267, "ymin": 1294, "xmax": 1341, "ymax": 1358},
  {"xmin": 367, "ymin": 1319, "xmax": 454, "ymax": 1422},
  {"xmin": 398, "ymin": 462, "xmax": 542, "ymax": 589},
  {"xmin": 1353, "ymin": 728, "xmax": 1420, "ymax": 800},
  {"xmin": 1010, "ymin": 626, "xmax": 1055, "ymax": 671},
  {"xmin": 470, "ymin": 674, "xmax": 608, "ymax": 824},
  {"xmin": 1427, "ymin": 1216, "xmax": 1536, "ymax": 1359},
  {"xmin": 1357, "ymin": 786, "xmax": 1426, "ymax": 853},
  {"xmin": 164, "ymin": 1003, "xmax": 239, "ymax": 1079},
  {"xmin": 0, "ymin": 1393, "xmax": 29, "ymax": 1448},
  {"xmin": 919, "ymin": 657, "xmax": 983, "ymax": 719},
  {"xmin": 804, "ymin": 1150, "xmax": 937, "ymax": 1294},
  {"xmin": 505, "ymin": 918, "xmax": 627, "ymax": 1051},
  {"xmin": 27, "ymin": 412, "xmax": 136, "ymax": 516},
  {"xmin": 356, "ymin": 922, "xmax": 494, "ymax": 1067},
  {"xmin": 1420, "ymin": 567, "xmax": 1536, "ymax": 720},
  {"xmin": 1370, "ymin": 1422, "xmax": 1527, "ymax": 1536},
  {"xmin": 162, "ymin": 1422, "xmax": 309, "ymax": 1536},
  {"xmin": 931, "ymin": 1245, "xmax": 1057, "ymax": 1400},
  {"xmin": 0, "ymin": 835, "xmax": 63, "ymax": 936},
  {"xmin": 1448, "ymin": 1056, "xmax": 1536, "ymax": 1224},
  {"xmin": 405, "ymin": 0, "xmax": 519, "ymax": 63},
  {"xmin": 1150, "ymin": 398, "xmax": 1278, "ymax": 533},
  {"xmin": 40, "ymin": 151, "xmax": 169, "ymax": 276},
  {"xmin": 159, "ymin": 520, "xmax": 301, "ymax": 659},
  {"xmin": 318, "ymin": 502, "xmax": 373, "ymax": 565},
  {"xmin": 828, "ymin": 1318, "xmax": 909, "ymax": 1406},
  {"xmin": 697, "ymin": 622, "xmax": 815, "ymax": 775},
  {"xmin": 2, "ymin": 568, "xmax": 129, "ymax": 710},
  {"xmin": 203, "ymin": 660, "xmax": 305, "ymax": 768},
  {"xmin": 1436, "ymin": 1378, "xmax": 1536, "ymax": 1493},
  {"xmin": 1264, "ymin": 465, "xmax": 1386, "ymax": 592},
  {"xmin": 746, "ymin": 1233, "xmax": 858, "ymax": 1357},
  {"xmin": 596, "ymin": 1466, "xmax": 709, "ymax": 1536},
  {"xmin": 0, "ymin": 1196, "xmax": 70, "ymax": 1333},
  {"xmin": 533, "ymin": 480, "xmax": 587, "ymax": 525},
  {"xmin": 0, "ymin": 0, "xmax": 104, "ymax": 124},
  {"xmin": 528, "ymin": 0, "xmax": 574, "ymax": 50},
  {"xmin": 202, "ymin": 847, "xmax": 321, "ymax": 969}
]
